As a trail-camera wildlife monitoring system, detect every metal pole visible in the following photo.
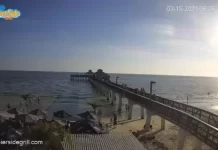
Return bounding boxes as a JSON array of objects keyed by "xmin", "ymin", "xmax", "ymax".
[
  {"xmin": 116, "ymin": 77, "xmax": 119, "ymax": 84},
  {"xmin": 150, "ymin": 81, "xmax": 156, "ymax": 99}
]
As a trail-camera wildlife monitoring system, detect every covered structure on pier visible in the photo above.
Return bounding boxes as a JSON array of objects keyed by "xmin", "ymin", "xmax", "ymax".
[
  {"xmin": 94, "ymin": 69, "xmax": 110, "ymax": 81},
  {"xmin": 86, "ymin": 69, "xmax": 94, "ymax": 75},
  {"xmin": 70, "ymin": 74, "xmax": 89, "ymax": 81}
]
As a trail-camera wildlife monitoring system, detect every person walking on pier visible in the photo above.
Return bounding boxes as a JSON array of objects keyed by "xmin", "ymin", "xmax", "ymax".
[
  {"xmin": 38, "ymin": 97, "xmax": 40, "ymax": 104},
  {"xmin": 125, "ymin": 104, "xmax": 128, "ymax": 111},
  {"xmin": 97, "ymin": 109, "xmax": 102, "ymax": 123},
  {"xmin": 110, "ymin": 118, "xmax": 113, "ymax": 127},
  {"xmin": 7, "ymin": 103, "xmax": 11, "ymax": 109},
  {"xmin": 135, "ymin": 88, "xmax": 140, "ymax": 94},
  {"xmin": 113, "ymin": 114, "xmax": 117, "ymax": 126}
]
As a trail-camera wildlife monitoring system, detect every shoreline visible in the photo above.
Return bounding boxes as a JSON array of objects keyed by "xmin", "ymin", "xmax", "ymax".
[{"xmin": 0, "ymin": 94, "xmax": 215, "ymax": 150}]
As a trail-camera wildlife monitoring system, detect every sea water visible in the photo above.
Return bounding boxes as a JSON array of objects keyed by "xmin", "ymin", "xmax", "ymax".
[{"xmin": 0, "ymin": 71, "xmax": 218, "ymax": 115}]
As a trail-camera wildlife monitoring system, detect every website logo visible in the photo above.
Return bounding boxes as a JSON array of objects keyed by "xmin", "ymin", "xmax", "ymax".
[{"xmin": 0, "ymin": 4, "xmax": 21, "ymax": 20}]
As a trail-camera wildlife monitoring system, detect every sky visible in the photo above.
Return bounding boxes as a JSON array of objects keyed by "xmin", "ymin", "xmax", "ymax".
[{"xmin": 0, "ymin": 0, "xmax": 218, "ymax": 77}]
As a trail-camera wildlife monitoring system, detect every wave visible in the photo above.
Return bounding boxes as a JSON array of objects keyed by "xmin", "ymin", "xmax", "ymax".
[{"xmin": 53, "ymin": 100, "xmax": 88, "ymax": 104}]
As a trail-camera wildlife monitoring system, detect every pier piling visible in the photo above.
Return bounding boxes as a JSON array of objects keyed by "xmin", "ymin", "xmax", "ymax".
[
  {"xmin": 177, "ymin": 128, "xmax": 189, "ymax": 150},
  {"xmin": 161, "ymin": 117, "xmax": 165, "ymax": 130},
  {"xmin": 145, "ymin": 110, "xmax": 152, "ymax": 129},
  {"xmin": 128, "ymin": 99, "xmax": 133, "ymax": 120},
  {"xmin": 140, "ymin": 106, "xmax": 144, "ymax": 119},
  {"xmin": 192, "ymin": 137, "xmax": 202, "ymax": 150},
  {"xmin": 118, "ymin": 94, "xmax": 122, "ymax": 112}
]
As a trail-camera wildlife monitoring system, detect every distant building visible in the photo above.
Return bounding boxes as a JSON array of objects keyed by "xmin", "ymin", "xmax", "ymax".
[
  {"xmin": 94, "ymin": 69, "xmax": 110, "ymax": 81},
  {"xmin": 86, "ymin": 70, "xmax": 94, "ymax": 75}
]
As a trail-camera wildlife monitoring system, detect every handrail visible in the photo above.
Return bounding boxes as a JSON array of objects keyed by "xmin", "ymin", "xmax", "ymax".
[
  {"xmin": 93, "ymin": 78, "xmax": 218, "ymax": 129},
  {"xmin": 89, "ymin": 78, "xmax": 218, "ymax": 149},
  {"xmin": 106, "ymin": 80, "xmax": 218, "ymax": 128}
]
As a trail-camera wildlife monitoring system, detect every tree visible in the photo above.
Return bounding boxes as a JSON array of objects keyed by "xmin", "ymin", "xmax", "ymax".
[
  {"xmin": 87, "ymin": 101, "xmax": 100, "ymax": 114},
  {"xmin": 24, "ymin": 122, "xmax": 66, "ymax": 150}
]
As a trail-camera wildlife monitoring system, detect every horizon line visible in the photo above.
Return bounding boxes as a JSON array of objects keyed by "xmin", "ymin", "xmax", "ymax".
[{"xmin": 0, "ymin": 69, "xmax": 217, "ymax": 78}]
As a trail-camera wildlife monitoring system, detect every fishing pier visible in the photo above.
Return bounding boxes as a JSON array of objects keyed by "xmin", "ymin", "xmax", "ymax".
[
  {"xmin": 70, "ymin": 74, "xmax": 90, "ymax": 81},
  {"xmin": 71, "ymin": 69, "xmax": 218, "ymax": 150}
]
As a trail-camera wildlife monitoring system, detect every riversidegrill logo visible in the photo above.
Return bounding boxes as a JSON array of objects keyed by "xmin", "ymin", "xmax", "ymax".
[{"xmin": 0, "ymin": 4, "xmax": 21, "ymax": 20}]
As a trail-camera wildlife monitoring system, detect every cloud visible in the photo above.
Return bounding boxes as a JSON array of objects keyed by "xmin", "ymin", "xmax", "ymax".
[
  {"xmin": 153, "ymin": 24, "xmax": 175, "ymax": 36},
  {"xmin": 123, "ymin": 20, "xmax": 175, "ymax": 37}
]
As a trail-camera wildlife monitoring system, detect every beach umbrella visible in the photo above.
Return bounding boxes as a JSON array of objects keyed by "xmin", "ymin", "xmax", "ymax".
[
  {"xmin": 28, "ymin": 114, "xmax": 44, "ymax": 121},
  {"xmin": 15, "ymin": 114, "xmax": 37, "ymax": 124},
  {"xmin": 70, "ymin": 119, "xmax": 107, "ymax": 134},
  {"xmin": 7, "ymin": 108, "xmax": 23, "ymax": 115},
  {"xmin": 0, "ymin": 111, "xmax": 15, "ymax": 119},
  {"xmin": 63, "ymin": 115, "xmax": 83, "ymax": 122},
  {"xmin": 53, "ymin": 110, "xmax": 72, "ymax": 118},
  {"xmin": 29, "ymin": 109, "xmax": 46, "ymax": 117},
  {"xmin": 77, "ymin": 111, "xmax": 98, "ymax": 121},
  {"xmin": 88, "ymin": 120, "xmax": 106, "ymax": 134}
]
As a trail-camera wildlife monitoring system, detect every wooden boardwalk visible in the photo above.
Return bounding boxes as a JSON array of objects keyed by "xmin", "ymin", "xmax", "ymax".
[{"xmin": 62, "ymin": 133, "xmax": 147, "ymax": 150}]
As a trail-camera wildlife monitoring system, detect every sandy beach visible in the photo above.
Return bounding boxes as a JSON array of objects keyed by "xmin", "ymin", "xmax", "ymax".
[
  {"xmin": 0, "ymin": 94, "xmax": 215, "ymax": 150},
  {"xmin": 102, "ymin": 114, "xmax": 213, "ymax": 150},
  {"xmin": 0, "ymin": 95, "xmax": 54, "ymax": 114}
]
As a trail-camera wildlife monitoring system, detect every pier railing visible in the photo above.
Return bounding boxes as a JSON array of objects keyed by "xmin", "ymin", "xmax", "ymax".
[
  {"xmin": 104, "ymin": 79, "xmax": 218, "ymax": 128},
  {"xmin": 89, "ymin": 78, "xmax": 218, "ymax": 149}
]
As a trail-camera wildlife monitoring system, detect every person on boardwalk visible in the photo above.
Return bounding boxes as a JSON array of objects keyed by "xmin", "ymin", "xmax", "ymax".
[
  {"xmin": 97, "ymin": 109, "xmax": 102, "ymax": 123},
  {"xmin": 118, "ymin": 108, "xmax": 121, "ymax": 113},
  {"xmin": 38, "ymin": 97, "xmax": 40, "ymax": 104},
  {"xmin": 65, "ymin": 121, "xmax": 70, "ymax": 131},
  {"xmin": 113, "ymin": 114, "xmax": 117, "ymax": 126},
  {"xmin": 7, "ymin": 103, "xmax": 10, "ymax": 109},
  {"xmin": 150, "ymin": 125, "xmax": 153, "ymax": 131},
  {"xmin": 125, "ymin": 104, "xmax": 128, "ymax": 111},
  {"xmin": 110, "ymin": 118, "xmax": 113, "ymax": 127}
]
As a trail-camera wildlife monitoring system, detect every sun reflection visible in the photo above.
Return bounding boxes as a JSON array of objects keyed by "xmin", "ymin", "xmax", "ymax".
[
  {"xmin": 211, "ymin": 105, "xmax": 218, "ymax": 110},
  {"xmin": 203, "ymin": 22, "xmax": 218, "ymax": 50}
]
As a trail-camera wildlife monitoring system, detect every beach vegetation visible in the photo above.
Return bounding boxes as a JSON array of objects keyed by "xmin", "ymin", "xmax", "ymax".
[{"xmin": 23, "ymin": 121, "xmax": 67, "ymax": 150}]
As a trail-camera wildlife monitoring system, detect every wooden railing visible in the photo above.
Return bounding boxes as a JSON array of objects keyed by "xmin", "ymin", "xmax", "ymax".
[{"xmin": 89, "ymin": 78, "xmax": 218, "ymax": 149}]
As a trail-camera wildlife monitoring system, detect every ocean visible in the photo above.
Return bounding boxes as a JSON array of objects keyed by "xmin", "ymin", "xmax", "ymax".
[{"xmin": 0, "ymin": 71, "xmax": 218, "ymax": 115}]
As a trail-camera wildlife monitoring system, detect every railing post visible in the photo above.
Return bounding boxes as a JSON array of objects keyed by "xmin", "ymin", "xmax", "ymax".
[{"xmin": 149, "ymin": 81, "xmax": 156, "ymax": 99}]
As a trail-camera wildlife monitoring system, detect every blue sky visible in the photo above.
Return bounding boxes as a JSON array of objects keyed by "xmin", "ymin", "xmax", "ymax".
[{"xmin": 0, "ymin": 0, "xmax": 218, "ymax": 76}]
